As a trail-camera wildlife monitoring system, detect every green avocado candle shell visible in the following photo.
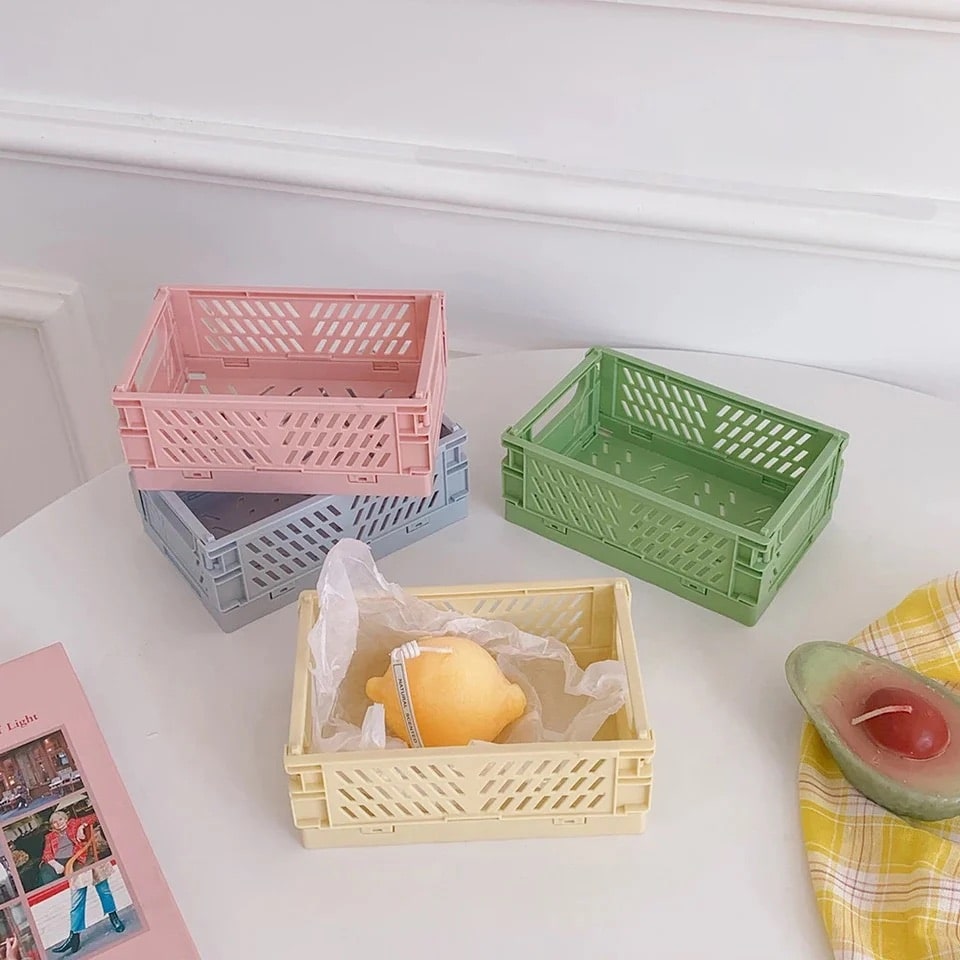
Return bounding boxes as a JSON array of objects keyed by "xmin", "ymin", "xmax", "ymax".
[{"xmin": 786, "ymin": 641, "xmax": 960, "ymax": 821}]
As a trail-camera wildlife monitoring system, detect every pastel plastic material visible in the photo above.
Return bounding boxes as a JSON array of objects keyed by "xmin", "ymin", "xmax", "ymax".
[
  {"xmin": 135, "ymin": 419, "xmax": 468, "ymax": 632},
  {"xmin": 501, "ymin": 347, "xmax": 848, "ymax": 626},
  {"xmin": 113, "ymin": 286, "xmax": 447, "ymax": 496},
  {"xmin": 285, "ymin": 578, "xmax": 654, "ymax": 849}
]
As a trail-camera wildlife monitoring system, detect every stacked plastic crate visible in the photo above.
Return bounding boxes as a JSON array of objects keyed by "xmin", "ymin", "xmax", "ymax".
[{"xmin": 113, "ymin": 287, "xmax": 467, "ymax": 631}]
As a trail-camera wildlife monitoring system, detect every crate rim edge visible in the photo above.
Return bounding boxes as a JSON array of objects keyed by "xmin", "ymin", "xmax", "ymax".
[
  {"xmin": 112, "ymin": 390, "xmax": 436, "ymax": 408},
  {"xmin": 152, "ymin": 284, "xmax": 446, "ymax": 299}
]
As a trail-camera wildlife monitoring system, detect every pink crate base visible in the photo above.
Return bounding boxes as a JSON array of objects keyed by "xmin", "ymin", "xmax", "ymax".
[
  {"xmin": 129, "ymin": 465, "xmax": 435, "ymax": 496},
  {"xmin": 112, "ymin": 287, "xmax": 447, "ymax": 496}
]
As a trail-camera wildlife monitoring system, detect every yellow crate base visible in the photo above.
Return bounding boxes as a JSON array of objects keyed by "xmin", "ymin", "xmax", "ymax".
[
  {"xmin": 298, "ymin": 811, "xmax": 647, "ymax": 849},
  {"xmin": 286, "ymin": 579, "xmax": 655, "ymax": 849}
]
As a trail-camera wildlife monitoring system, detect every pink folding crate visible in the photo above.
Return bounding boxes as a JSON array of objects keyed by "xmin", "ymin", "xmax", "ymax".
[{"xmin": 113, "ymin": 286, "xmax": 447, "ymax": 496}]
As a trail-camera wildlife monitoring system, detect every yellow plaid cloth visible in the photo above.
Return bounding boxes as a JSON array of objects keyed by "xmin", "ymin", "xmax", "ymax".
[{"xmin": 799, "ymin": 572, "xmax": 960, "ymax": 960}]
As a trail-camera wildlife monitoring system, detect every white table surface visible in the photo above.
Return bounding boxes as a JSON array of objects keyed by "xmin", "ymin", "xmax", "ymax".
[{"xmin": 2, "ymin": 348, "xmax": 959, "ymax": 959}]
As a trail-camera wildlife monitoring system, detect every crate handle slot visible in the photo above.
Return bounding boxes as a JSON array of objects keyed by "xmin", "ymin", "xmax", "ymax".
[
  {"xmin": 348, "ymin": 474, "xmax": 378, "ymax": 484},
  {"xmin": 504, "ymin": 351, "xmax": 598, "ymax": 443},
  {"xmin": 681, "ymin": 580, "xmax": 708, "ymax": 596},
  {"xmin": 523, "ymin": 383, "xmax": 582, "ymax": 443}
]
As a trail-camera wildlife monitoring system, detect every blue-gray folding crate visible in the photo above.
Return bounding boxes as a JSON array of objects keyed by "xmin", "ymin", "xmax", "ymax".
[{"xmin": 134, "ymin": 417, "xmax": 468, "ymax": 632}]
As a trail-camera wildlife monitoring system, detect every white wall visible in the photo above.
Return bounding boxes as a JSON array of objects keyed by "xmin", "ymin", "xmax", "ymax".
[
  {"xmin": 3, "ymin": 0, "xmax": 960, "ymax": 198},
  {"xmin": 0, "ymin": 0, "xmax": 958, "ymax": 528},
  {"xmin": 1, "ymin": 157, "xmax": 959, "ymax": 398}
]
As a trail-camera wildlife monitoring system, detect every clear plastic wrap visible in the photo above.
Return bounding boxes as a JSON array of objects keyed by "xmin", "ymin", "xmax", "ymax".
[{"xmin": 307, "ymin": 539, "xmax": 628, "ymax": 752}]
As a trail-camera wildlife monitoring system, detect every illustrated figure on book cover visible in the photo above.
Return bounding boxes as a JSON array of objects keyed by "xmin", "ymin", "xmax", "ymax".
[{"xmin": 40, "ymin": 807, "xmax": 124, "ymax": 955}]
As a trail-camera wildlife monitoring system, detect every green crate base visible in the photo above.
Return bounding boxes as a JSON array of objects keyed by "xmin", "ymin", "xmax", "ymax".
[
  {"xmin": 572, "ymin": 430, "xmax": 781, "ymax": 527},
  {"xmin": 505, "ymin": 500, "xmax": 836, "ymax": 626}
]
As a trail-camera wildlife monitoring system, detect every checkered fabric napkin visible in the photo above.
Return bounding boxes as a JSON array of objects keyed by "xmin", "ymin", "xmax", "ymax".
[{"xmin": 799, "ymin": 573, "xmax": 960, "ymax": 960}]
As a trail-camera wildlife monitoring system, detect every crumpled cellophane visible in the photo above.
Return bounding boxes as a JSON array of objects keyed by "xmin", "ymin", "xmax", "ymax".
[{"xmin": 307, "ymin": 539, "xmax": 628, "ymax": 752}]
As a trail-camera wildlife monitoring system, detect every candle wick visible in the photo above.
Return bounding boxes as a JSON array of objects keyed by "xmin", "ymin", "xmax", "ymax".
[{"xmin": 850, "ymin": 704, "xmax": 913, "ymax": 726}]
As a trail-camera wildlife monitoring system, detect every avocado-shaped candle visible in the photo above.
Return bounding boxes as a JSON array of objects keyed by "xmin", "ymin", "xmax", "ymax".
[{"xmin": 786, "ymin": 640, "xmax": 960, "ymax": 821}]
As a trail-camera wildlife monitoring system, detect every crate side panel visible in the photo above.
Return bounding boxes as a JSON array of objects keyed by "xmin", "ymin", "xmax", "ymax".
[
  {"xmin": 181, "ymin": 490, "xmax": 309, "ymax": 545},
  {"xmin": 762, "ymin": 460, "xmax": 843, "ymax": 607},
  {"xmin": 232, "ymin": 496, "xmax": 345, "ymax": 602},
  {"xmin": 146, "ymin": 495, "xmax": 466, "ymax": 632},
  {"xmin": 322, "ymin": 752, "xmax": 619, "ymax": 827},
  {"xmin": 231, "ymin": 424, "xmax": 464, "ymax": 602},
  {"xmin": 132, "ymin": 297, "xmax": 185, "ymax": 394},
  {"xmin": 138, "ymin": 491, "xmax": 207, "ymax": 592},
  {"xmin": 774, "ymin": 474, "xmax": 833, "ymax": 570},
  {"xmin": 141, "ymin": 402, "xmax": 402, "ymax": 476},
  {"xmin": 420, "ymin": 585, "xmax": 598, "ymax": 650},
  {"xmin": 210, "ymin": 489, "xmax": 468, "ymax": 612},
  {"xmin": 572, "ymin": 429, "xmax": 782, "ymax": 533},
  {"xmin": 139, "ymin": 516, "xmax": 209, "ymax": 604},
  {"xmin": 528, "ymin": 374, "xmax": 596, "ymax": 453},
  {"xmin": 439, "ymin": 426, "xmax": 468, "ymax": 503},
  {"xmin": 602, "ymin": 351, "xmax": 837, "ymax": 487},
  {"xmin": 505, "ymin": 502, "xmax": 764, "ymax": 625},
  {"xmin": 523, "ymin": 453, "xmax": 736, "ymax": 594},
  {"xmin": 177, "ymin": 291, "xmax": 427, "ymax": 362},
  {"xmin": 473, "ymin": 754, "xmax": 617, "ymax": 819}
]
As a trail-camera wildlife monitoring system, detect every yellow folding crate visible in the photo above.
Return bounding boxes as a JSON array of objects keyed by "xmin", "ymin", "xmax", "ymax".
[{"xmin": 284, "ymin": 578, "xmax": 655, "ymax": 848}]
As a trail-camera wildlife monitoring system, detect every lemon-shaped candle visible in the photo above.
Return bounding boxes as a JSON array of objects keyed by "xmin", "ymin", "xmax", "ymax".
[{"xmin": 366, "ymin": 636, "xmax": 528, "ymax": 748}]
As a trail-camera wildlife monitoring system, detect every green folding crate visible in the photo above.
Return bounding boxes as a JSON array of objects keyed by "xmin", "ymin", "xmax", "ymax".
[{"xmin": 501, "ymin": 347, "xmax": 848, "ymax": 625}]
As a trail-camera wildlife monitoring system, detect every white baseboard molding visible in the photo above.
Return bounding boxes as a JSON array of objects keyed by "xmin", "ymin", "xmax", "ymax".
[
  {"xmin": 586, "ymin": 0, "xmax": 960, "ymax": 33},
  {"xmin": 2, "ymin": 99, "xmax": 960, "ymax": 270}
]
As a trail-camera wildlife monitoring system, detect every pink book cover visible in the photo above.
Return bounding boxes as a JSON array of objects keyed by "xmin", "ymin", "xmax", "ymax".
[{"xmin": 0, "ymin": 644, "xmax": 198, "ymax": 960}]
